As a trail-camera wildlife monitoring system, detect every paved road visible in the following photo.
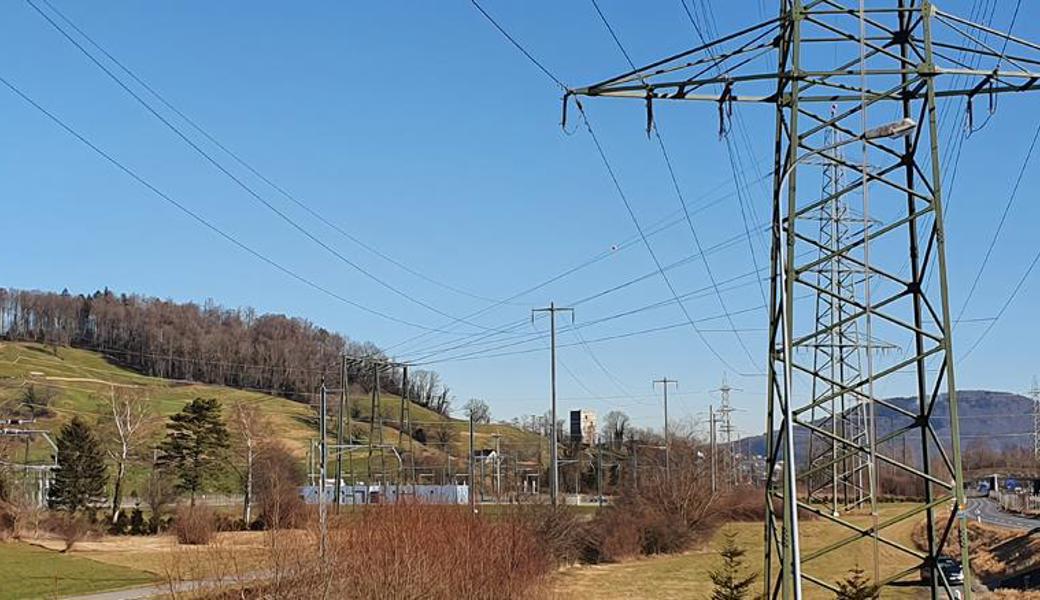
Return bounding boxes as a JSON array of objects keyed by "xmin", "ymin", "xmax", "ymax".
[
  {"xmin": 61, "ymin": 573, "xmax": 267, "ymax": 600},
  {"xmin": 966, "ymin": 496, "xmax": 1040, "ymax": 530}
]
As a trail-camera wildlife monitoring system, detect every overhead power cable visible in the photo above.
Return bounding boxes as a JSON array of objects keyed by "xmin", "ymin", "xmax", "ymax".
[
  {"xmin": 574, "ymin": 102, "xmax": 743, "ymax": 374},
  {"xmin": 589, "ymin": 0, "xmax": 758, "ymax": 369},
  {"xmin": 27, "ymin": 0, "xmax": 505, "ymax": 336},
  {"xmin": 0, "ymin": 75, "xmax": 456, "ymax": 335},
  {"xmin": 31, "ymin": 0, "xmax": 511, "ymax": 308},
  {"xmin": 954, "ymin": 116, "xmax": 1040, "ymax": 329}
]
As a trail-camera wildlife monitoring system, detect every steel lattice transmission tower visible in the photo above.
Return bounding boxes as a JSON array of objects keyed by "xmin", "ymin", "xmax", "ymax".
[
  {"xmin": 1030, "ymin": 377, "xmax": 1040, "ymax": 461},
  {"xmin": 571, "ymin": 2, "xmax": 1040, "ymax": 597},
  {"xmin": 803, "ymin": 110, "xmax": 887, "ymax": 518}
]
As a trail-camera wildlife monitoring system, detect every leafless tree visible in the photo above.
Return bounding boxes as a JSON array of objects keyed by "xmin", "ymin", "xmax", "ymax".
[
  {"xmin": 98, "ymin": 386, "xmax": 155, "ymax": 523},
  {"xmin": 602, "ymin": 410, "xmax": 630, "ymax": 449},
  {"xmin": 229, "ymin": 399, "xmax": 270, "ymax": 524},
  {"xmin": 463, "ymin": 398, "xmax": 491, "ymax": 424}
]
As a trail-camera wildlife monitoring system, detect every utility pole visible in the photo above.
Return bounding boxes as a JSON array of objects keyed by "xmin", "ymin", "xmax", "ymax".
[
  {"xmin": 629, "ymin": 439, "xmax": 639, "ymax": 493},
  {"xmin": 368, "ymin": 363, "xmax": 377, "ymax": 484},
  {"xmin": 334, "ymin": 356, "xmax": 347, "ymax": 512},
  {"xmin": 568, "ymin": 4, "xmax": 1040, "ymax": 596},
  {"xmin": 492, "ymin": 433, "xmax": 502, "ymax": 500},
  {"xmin": 596, "ymin": 443, "xmax": 604, "ymax": 508},
  {"xmin": 468, "ymin": 411, "xmax": 476, "ymax": 511},
  {"xmin": 653, "ymin": 378, "xmax": 678, "ymax": 481},
  {"xmin": 318, "ymin": 378, "xmax": 328, "ymax": 562},
  {"xmin": 532, "ymin": 302, "xmax": 573, "ymax": 506},
  {"xmin": 709, "ymin": 404, "xmax": 717, "ymax": 494}
]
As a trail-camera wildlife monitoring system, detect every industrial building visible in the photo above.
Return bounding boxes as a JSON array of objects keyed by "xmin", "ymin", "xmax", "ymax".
[
  {"xmin": 569, "ymin": 409, "xmax": 597, "ymax": 445},
  {"xmin": 301, "ymin": 483, "xmax": 469, "ymax": 505}
]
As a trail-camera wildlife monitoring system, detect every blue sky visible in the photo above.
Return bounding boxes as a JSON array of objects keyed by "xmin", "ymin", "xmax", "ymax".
[{"xmin": 3, "ymin": 1, "xmax": 1038, "ymax": 435}]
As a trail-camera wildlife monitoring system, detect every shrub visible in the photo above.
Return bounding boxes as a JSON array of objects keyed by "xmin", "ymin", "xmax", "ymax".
[
  {"xmin": 835, "ymin": 567, "xmax": 878, "ymax": 599},
  {"xmin": 174, "ymin": 505, "xmax": 215, "ymax": 545},
  {"xmin": 129, "ymin": 507, "xmax": 146, "ymax": 535},
  {"xmin": 709, "ymin": 532, "xmax": 757, "ymax": 600},
  {"xmin": 45, "ymin": 512, "xmax": 94, "ymax": 552},
  {"xmin": 110, "ymin": 511, "xmax": 130, "ymax": 535},
  {"xmin": 514, "ymin": 503, "xmax": 587, "ymax": 565},
  {"xmin": 254, "ymin": 441, "xmax": 305, "ymax": 530},
  {"xmin": 199, "ymin": 504, "xmax": 553, "ymax": 599}
]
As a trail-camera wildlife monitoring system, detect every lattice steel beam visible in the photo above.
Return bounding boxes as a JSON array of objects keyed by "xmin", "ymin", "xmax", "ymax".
[{"xmin": 571, "ymin": 2, "xmax": 1040, "ymax": 598}]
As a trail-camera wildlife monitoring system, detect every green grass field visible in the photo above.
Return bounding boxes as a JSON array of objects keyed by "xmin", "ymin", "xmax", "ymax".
[
  {"xmin": 0, "ymin": 542, "xmax": 154, "ymax": 600},
  {"xmin": 0, "ymin": 342, "xmax": 545, "ymax": 489},
  {"xmin": 554, "ymin": 504, "xmax": 930, "ymax": 600}
]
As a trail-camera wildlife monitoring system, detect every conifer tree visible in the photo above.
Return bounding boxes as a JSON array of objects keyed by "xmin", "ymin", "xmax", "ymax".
[
  {"xmin": 49, "ymin": 416, "xmax": 108, "ymax": 513},
  {"xmin": 158, "ymin": 398, "xmax": 230, "ymax": 505},
  {"xmin": 709, "ymin": 532, "xmax": 758, "ymax": 600},
  {"xmin": 835, "ymin": 567, "xmax": 878, "ymax": 600}
]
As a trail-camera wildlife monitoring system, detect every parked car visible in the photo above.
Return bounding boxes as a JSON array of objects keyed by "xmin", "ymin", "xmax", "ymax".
[{"xmin": 920, "ymin": 557, "xmax": 964, "ymax": 585}]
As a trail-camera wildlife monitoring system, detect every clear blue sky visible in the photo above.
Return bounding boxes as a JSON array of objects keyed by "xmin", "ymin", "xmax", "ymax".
[{"xmin": 3, "ymin": 1, "xmax": 1038, "ymax": 435}]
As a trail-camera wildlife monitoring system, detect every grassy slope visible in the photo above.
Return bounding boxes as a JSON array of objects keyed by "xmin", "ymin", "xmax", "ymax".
[
  {"xmin": 554, "ymin": 503, "xmax": 929, "ymax": 600},
  {"xmin": 0, "ymin": 542, "xmax": 154, "ymax": 600},
  {"xmin": 0, "ymin": 342, "xmax": 543, "ymax": 480}
]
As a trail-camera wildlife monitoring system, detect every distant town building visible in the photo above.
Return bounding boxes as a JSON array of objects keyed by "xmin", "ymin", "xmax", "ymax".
[{"xmin": 569, "ymin": 409, "xmax": 597, "ymax": 444}]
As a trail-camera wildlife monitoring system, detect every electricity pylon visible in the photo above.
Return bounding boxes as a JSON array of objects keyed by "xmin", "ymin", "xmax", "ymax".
[
  {"xmin": 802, "ymin": 110, "xmax": 890, "ymax": 517},
  {"xmin": 1030, "ymin": 377, "xmax": 1040, "ymax": 461},
  {"xmin": 571, "ymin": 2, "xmax": 1040, "ymax": 597},
  {"xmin": 711, "ymin": 375, "xmax": 739, "ymax": 489}
]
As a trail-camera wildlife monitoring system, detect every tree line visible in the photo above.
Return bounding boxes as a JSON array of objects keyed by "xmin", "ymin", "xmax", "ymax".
[{"xmin": 0, "ymin": 287, "xmax": 454, "ymax": 415}]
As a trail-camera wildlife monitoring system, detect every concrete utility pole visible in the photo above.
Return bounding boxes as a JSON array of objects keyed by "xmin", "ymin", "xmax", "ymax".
[
  {"xmin": 492, "ymin": 433, "xmax": 502, "ymax": 500},
  {"xmin": 532, "ymin": 302, "xmax": 573, "ymax": 506},
  {"xmin": 334, "ymin": 356, "xmax": 348, "ymax": 511},
  {"xmin": 709, "ymin": 405, "xmax": 717, "ymax": 494},
  {"xmin": 596, "ymin": 443, "xmax": 604, "ymax": 508},
  {"xmin": 468, "ymin": 411, "xmax": 476, "ymax": 511},
  {"xmin": 318, "ymin": 379, "xmax": 328, "ymax": 561},
  {"xmin": 653, "ymin": 378, "xmax": 678, "ymax": 481}
]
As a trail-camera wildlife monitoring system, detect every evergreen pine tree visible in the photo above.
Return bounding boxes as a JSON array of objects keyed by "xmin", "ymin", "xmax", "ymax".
[
  {"xmin": 48, "ymin": 416, "xmax": 108, "ymax": 513},
  {"xmin": 158, "ymin": 398, "xmax": 230, "ymax": 505},
  {"xmin": 835, "ymin": 567, "xmax": 878, "ymax": 600},
  {"xmin": 709, "ymin": 532, "xmax": 758, "ymax": 600}
]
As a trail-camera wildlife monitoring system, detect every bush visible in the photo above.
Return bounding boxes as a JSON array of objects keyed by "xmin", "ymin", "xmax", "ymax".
[
  {"xmin": 129, "ymin": 507, "xmax": 146, "ymax": 535},
  {"xmin": 110, "ymin": 511, "xmax": 130, "ymax": 535},
  {"xmin": 174, "ymin": 505, "xmax": 216, "ymax": 545},
  {"xmin": 199, "ymin": 504, "xmax": 553, "ymax": 599},
  {"xmin": 254, "ymin": 441, "xmax": 305, "ymax": 530},
  {"xmin": 514, "ymin": 503, "xmax": 587, "ymax": 565},
  {"xmin": 44, "ymin": 512, "xmax": 95, "ymax": 552},
  {"xmin": 329, "ymin": 505, "xmax": 550, "ymax": 599},
  {"xmin": 581, "ymin": 508, "xmax": 642, "ymax": 563}
]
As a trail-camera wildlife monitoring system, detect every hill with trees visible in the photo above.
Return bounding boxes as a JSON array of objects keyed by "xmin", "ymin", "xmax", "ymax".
[{"xmin": 0, "ymin": 287, "xmax": 452, "ymax": 415}]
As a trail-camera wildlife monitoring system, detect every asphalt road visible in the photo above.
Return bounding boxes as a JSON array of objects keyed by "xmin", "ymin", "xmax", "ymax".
[{"xmin": 966, "ymin": 496, "xmax": 1040, "ymax": 530}]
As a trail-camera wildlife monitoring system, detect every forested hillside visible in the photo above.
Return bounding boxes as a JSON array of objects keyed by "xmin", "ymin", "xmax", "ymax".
[{"xmin": 0, "ymin": 288, "xmax": 452, "ymax": 415}]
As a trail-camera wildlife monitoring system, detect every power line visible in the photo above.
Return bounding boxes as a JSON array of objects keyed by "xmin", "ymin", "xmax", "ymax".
[
  {"xmin": 26, "ymin": 0, "xmax": 504, "ymax": 336},
  {"xmin": 588, "ymin": 0, "xmax": 758, "ymax": 369},
  {"xmin": 0, "ymin": 74, "xmax": 456, "ymax": 334},
  {"xmin": 954, "ymin": 116, "xmax": 1040, "ymax": 329},
  {"xmin": 573, "ymin": 102, "xmax": 744, "ymax": 374},
  {"xmin": 468, "ymin": 0, "xmax": 568, "ymax": 91},
  {"xmin": 32, "ymin": 0, "xmax": 516, "ymax": 309}
]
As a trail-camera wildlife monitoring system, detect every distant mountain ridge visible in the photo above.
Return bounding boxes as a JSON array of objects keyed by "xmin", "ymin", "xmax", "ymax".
[{"xmin": 743, "ymin": 390, "xmax": 1032, "ymax": 458}]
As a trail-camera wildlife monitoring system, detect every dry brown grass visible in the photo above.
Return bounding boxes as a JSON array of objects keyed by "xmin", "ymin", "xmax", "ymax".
[
  {"xmin": 185, "ymin": 504, "xmax": 553, "ymax": 600},
  {"xmin": 981, "ymin": 592, "xmax": 1040, "ymax": 600}
]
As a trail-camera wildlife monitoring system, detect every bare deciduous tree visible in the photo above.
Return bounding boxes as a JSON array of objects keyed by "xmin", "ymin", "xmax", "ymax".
[
  {"xmin": 229, "ymin": 399, "xmax": 269, "ymax": 524},
  {"xmin": 463, "ymin": 399, "xmax": 491, "ymax": 424},
  {"xmin": 98, "ymin": 386, "xmax": 155, "ymax": 523}
]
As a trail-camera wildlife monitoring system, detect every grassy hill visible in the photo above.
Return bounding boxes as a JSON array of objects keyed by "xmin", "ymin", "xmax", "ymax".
[{"xmin": 0, "ymin": 342, "xmax": 545, "ymax": 496}]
